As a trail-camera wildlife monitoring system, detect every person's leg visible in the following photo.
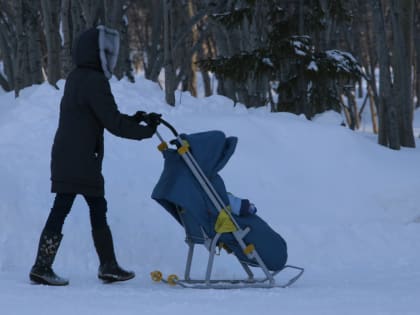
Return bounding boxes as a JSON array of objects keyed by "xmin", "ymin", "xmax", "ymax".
[
  {"xmin": 84, "ymin": 195, "xmax": 135, "ymax": 282},
  {"xmin": 44, "ymin": 193, "xmax": 76, "ymax": 233},
  {"xmin": 29, "ymin": 193, "xmax": 76, "ymax": 286}
]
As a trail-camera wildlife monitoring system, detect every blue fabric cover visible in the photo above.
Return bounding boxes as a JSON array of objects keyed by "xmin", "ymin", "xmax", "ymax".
[{"xmin": 152, "ymin": 130, "xmax": 287, "ymax": 271}]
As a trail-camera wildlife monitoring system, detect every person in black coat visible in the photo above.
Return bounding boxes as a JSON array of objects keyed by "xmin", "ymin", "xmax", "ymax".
[{"xmin": 29, "ymin": 26, "xmax": 160, "ymax": 286}]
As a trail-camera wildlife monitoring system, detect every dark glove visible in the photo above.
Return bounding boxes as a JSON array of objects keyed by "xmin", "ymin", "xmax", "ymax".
[
  {"xmin": 144, "ymin": 112, "xmax": 162, "ymax": 127},
  {"xmin": 142, "ymin": 124, "xmax": 158, "ymax": 138},
  {"xmin": 131, "ymin": 111, "xmax": 147, "ymax": 123}
]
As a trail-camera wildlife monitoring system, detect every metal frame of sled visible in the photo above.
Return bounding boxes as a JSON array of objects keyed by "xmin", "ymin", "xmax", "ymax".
[
  {"xmin": 177, "ymin": 233, "xmax": 304, "ymax": 289},
  {"xmin": 153, "ymin": 120, "xmax": 304, "ymax": 289}
]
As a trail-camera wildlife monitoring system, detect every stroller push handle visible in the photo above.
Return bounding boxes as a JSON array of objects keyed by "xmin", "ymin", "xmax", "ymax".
[
  {"xmin": 155, "ymin": 118, "xmax": 185, "ymax": 150},
  {"xmin": 159, "ymin": 118, "xmax": 179, "ymax": 137}
]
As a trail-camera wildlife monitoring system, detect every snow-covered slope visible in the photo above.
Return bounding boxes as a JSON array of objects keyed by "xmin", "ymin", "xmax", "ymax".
[{"xmin": 0, "ymin": 77, "xmax": 419, "ymax": 315}]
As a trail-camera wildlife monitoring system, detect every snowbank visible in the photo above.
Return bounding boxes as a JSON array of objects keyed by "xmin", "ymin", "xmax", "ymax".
[{"xmin": 0, "ymin": 77, "xmax": 419, "ymax": 314}]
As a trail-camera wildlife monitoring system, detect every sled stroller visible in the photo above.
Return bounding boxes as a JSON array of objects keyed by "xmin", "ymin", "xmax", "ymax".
[{"xmin": 151, "ymin": 120, "xmax": 304, "ymax": 289}]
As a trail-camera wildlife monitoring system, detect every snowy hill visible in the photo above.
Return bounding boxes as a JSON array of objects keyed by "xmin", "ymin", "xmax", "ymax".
[{"xmin": 0, "ymin": 77, "xmax": 419, "ymax": 315}]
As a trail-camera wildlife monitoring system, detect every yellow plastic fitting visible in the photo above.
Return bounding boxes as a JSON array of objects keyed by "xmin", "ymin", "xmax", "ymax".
[
  {"xmin": 150, "ymin": 270, "xmax": 163, "ymax": 282},
  {"xmin": 243, "ymin": 244, "xmax": 255, "ymax": 255},
  {"xmin": 177, "ymin": 141, "xmax": 190, "ymax": 155},
  {"xmin": 167, "ymin": 274, "xmax": 179, "ymax": 286},
  {"xmin": 157, "ymin": 142, "xmax": 168, "ymax": 152}
]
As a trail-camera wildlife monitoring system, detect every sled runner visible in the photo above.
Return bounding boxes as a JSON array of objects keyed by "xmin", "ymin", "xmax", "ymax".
[{"xmin": 151, "ymin": 119, "xmax": 304, "ymax": 289}]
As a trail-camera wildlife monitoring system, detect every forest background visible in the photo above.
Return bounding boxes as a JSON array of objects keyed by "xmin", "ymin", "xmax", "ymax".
[{"xmin": 0, "ymin": 0, "xmax": 419, "ymax": 150}]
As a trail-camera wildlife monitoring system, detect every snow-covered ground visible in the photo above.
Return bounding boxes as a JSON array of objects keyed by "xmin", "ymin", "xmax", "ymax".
[{"xmin": 0, "ymin": 77, "xmax": 419, "ymax": 315}]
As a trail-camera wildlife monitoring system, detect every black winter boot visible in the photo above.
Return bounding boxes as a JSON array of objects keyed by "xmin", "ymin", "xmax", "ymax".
[
  {"xmin": 92, "ymin": 226, "xmax": 135, "ymax": 282},
  {"xmin": 29, "ymin": 230, "xmax": 69, "ymax": 286}
]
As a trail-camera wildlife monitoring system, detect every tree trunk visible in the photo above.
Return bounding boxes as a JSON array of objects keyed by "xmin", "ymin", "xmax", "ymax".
[
  {"xmin": 368, "ymin": 85, "xmax": 378, "ymax": 133},
  {"xmin": 199, "ymin": 38, "xmax": 213, "ymax": 97},
  {"xmin": 13, "ymin": 0, "xmax": 26, "ymax": 97},
  {"xmin": 26, "ymin": 0, "xmax": 43, "ymax": 85},
  {"xmin": 143, "ymin": 0, "xmax": 164, "ymax": 82},
  {"xmin": 79, "ymin": 0, "xmax": 103, "ymax": 27},
  {"xmin": 416, "ymin": 43, "xmax": 420, "ymax": 108},
  {"xmin": 181, "ymin": 0, "xmax": 198, "ymax": 97},
  {"xmin": 390, "ymin": 0, "xmax": 415, "ymax": 147},
  {"xmin": 414, "ymin": 0, "xmax": 420, "ymax": 108},
  {"xmin": 0, "ymin": 6, "xmax": 15, "ymax": 91},
  {"xmin": 61, "ymin": 0, "xmax": 73, "ymax": 78},
  {"xmin": 163, "ymin": 0, "xmax": 175, "ymax": 105},
  {"xmin": 212, "ymin": 21, "xmax": 236, "ymax": 102},
  {"xmin": 363, "ymin": 0, "xmax": 380, "ymax": 113},
  {"xmin": 297, "ymin": 0, "xmax": 309, "ymax": 116},
  {"xmin": 372, "ymin": 0, "xmax": 400, "ymax": 149},
  {"xmin": 344, "ymin": 87, "xmax": 359, "ymax": 130},
  {"xmin": 71, "ymin": 0, "xmax": 87, "ymax": 49},
  {"xmin": 105, "ymin": 0, "xmax": 134, "ymax": 81},
  {"xmin": 41, "ymin": 0, "xmax": 62, "ymax": 87}
]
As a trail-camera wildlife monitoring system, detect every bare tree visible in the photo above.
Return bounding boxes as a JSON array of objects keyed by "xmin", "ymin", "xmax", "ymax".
[
  {"xmin": 61, "ymin": 0, "xmax": 74, "ymax": 77},
  {"xmin": 198, "ymin": 36, "xmax": 214, "ymax": 97},
  {"xmin": 41, "ymin": 0, "xmax": 62, "ymax": 87},
  {"xmin": 0, "ymin": 1, "xmax": 16, "ymax": 92},
  {"xmin": 414, "ymin": 0, "xmax": 420, "ymax": 108},
  {"xmin": 0, "ymin": 0, "xmax": 44, "ymax": 95},
  {"xmin": 79, "ymin": 0, "xmax": 104, "ymax": 27},
  {"xmin": 132, "ymin": 0, "xmax": 164, "ymax": 82},
  {"xmin": 163, "ymin": 0, "xmax": 176, "ymax": 105},
  {"xmin": 389, "ymin": 0, "xmax": 415, "ymax": 147},
  {"xmin": 105, "ymin": 0, "xmax": 134, "ymax": 81},
  {"xmin": 71, "ymin": 0, "xmax": 87, "ymax": 47},
  {"xmin": 371, "ymin": 0, "xmax": 400, "ymax": 149},
  {"xmin": 162, "ymin": 0, "xmax": 216, "ymax": 105},
  {"xmin": 14, "ymin": 0, "xmax": 27, "ymax": 96},
  {"xmin": 26, "ymin": 0, "xmax": 43, "ymax": 85},
  {"xmin": 0, "ymin": 0, "xmax": 416, "ymax": 146},
  {"xmin": 370, "ymin": 0, "xmax": 416, "ymax": 149}
]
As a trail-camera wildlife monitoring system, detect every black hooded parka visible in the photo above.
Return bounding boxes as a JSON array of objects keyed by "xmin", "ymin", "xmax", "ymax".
[{"xmin": 51, "ymin": 28, "xmax": 153, "ymax": 196}]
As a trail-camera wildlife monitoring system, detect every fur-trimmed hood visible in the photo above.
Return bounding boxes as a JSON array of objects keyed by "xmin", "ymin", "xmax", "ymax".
[
  {"xmin": 72, "ymin": 26, "xmax": 120, "ymax": 79},
  {"xmin": 97, "ymin": 25, "xmax": 120, "ymax": 79}
]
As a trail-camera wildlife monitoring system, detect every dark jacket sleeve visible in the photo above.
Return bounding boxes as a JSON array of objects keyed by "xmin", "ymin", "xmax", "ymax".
[{"xmin": 87, "ymin": 73, "xmax": 155, "ymax": 140}]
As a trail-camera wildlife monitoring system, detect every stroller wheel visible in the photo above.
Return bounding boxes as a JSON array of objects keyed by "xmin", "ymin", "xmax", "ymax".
[{"xmin": 150, "ymin": 270, "xmax": 163, "ymax": 282}]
